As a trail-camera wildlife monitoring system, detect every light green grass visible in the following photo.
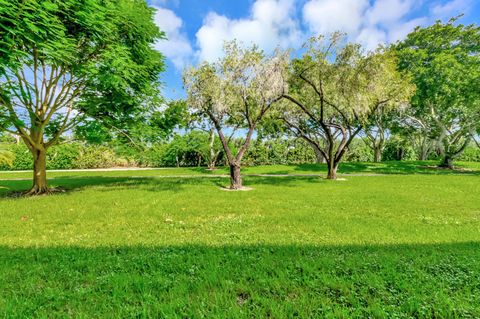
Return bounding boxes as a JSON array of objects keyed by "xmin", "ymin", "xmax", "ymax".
[
  {"xmin": 1, "ymin": 160, "xmax": 479, "ymax": 180},
  {"xmin": 0, "ymin": 163, "xmax": 479, "ymax": 317}
]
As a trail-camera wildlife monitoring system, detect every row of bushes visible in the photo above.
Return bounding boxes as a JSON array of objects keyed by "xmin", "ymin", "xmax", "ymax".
[
  {"xmin": 1, "ymin": 137, "xmax": 479, "ymax": 171},
  {"xmin": 0, "ymin": 143, "xmax": 133, "ymax": 170}
]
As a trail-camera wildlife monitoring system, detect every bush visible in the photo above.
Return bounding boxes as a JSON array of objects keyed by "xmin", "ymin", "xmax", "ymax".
[
  {"xmin": 74, "ymin": 145, "xmax": 126, "ymax": 169},
  {"xmin": 344, "ymin": 139, "xmax": 373, "ymax": 162},
  {"xmin": 458, "ymin": 146, "xmax": 480, "ymax": 162},
  {"xmin": 383, "ymin": 139, "xmax": 416, "ymax": 161},
  {"xmin": 0, "ymin": 143, "xmax": 132, "ymax": 171}
]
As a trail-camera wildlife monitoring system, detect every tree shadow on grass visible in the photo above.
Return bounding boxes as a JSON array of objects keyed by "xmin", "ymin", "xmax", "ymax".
[
  {"xmin": 0, "ymin": 175, "xmax": 323, "ymax": 198},
  {"xmin": 291, "ymin": 161, "xmax": 480, "ymax": 176},
  {"xmin": 0, "ymin": 242, "xmax": 479, "ymax": 317}
]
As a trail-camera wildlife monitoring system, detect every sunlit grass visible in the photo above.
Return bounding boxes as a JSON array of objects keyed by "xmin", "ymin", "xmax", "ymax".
[{"xmin": 0, "ymin": 163, "xmax": 479, "ymax": 317}]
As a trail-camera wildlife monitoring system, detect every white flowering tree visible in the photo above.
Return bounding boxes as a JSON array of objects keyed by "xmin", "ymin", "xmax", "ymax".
[
  {"xmin": 184, "ymin": 41, "xmax": 288, "ymax": 189},
  {"xmin": 280, "ymin": 34, "xmax": 414, "ymax": 179}
]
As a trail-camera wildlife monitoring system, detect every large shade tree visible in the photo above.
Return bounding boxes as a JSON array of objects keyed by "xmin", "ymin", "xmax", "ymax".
[
  {"xmin": 394, "ymin": 18, "xmax": 480, "ymax": 168},
  {"xmin": 184, "ymin": 42, "xmax": 288, "ymax": 189},
  {"xmin": 280, "ymin": 34, "xmax": 414, "ymax": 179},
  {"xmin": 0, "ymin": 0, "xmax": 164, "ymax": 194}
]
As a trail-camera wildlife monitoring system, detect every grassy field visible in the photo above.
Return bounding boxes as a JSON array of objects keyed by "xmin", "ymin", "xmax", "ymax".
[{"xmin": 0, "ymin": 162, "xmax": 479, "ymax": 317}]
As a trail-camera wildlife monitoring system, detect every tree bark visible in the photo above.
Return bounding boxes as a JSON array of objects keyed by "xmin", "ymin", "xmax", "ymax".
[
  {"xmin": 373, "ymin": 147, "xmax": 382, "ymax": 163},
  {"xmin": 326, "ymin": 160, "xmax": 338, "ymax": 180},
  {"xmin": 208, "ymin": 128, "xmax": 217, "ymax": 169},
  {"xmin": 229, "ymin": 163, "xmax": 242, "ymax": 189},
  {"xmin": 28, "ymin": 147, "xmax": 49, "ymax": 195},
  {"xmin": 313, "ymin": 145, "xmax": 325, "ymax": 164},
  {"xmin": 439, "ymin": 155, "xmax": 454, "ymax": 169}
]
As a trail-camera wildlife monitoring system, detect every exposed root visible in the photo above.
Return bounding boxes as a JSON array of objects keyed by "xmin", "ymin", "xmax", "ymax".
[{"xmin": 21, "ymin": 186, "xmax": 65, "ymax": 197}]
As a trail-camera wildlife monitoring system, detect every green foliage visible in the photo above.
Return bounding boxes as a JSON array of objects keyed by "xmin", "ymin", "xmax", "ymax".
[
  {"xmin": 0, "ymin": 148, "xmax": 14, "ymax": 167},
  {"xmin": 394, "ymin": 18, "xmax": 480, "ymax": 164},
  {"xmin": 74, "ymin": 145, "xmax": 128, "ymax": 169},
  {"xmin": 0, "ymin": 0, "xmax": 165, "ymax": 192},
  {"xmin": 383, "ymin": 137, "xmax": 417, "ymax": 161},
  {"xmin": 344, "ymin": 139, "xmax": 374, "ymax": 162},
  {"xmin": 458, "ymin": 145, "xmax": 480, "ymax": 162},
  {"xmin": 0, "ymin": 143, "xmax": 131, "ymax": 170}
]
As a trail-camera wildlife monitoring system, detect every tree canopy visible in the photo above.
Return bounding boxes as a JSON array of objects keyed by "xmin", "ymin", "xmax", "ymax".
[
  {"xmin": 184, "ymin": 41, "xmax": 289, "ymax": 189},
  {"xmin": 394, "ymin": 18, "xmax": 480, "ymax": 168},
  {"xmin": 279, "ymin": 34, "xmax": 414, "ymax": 179},
  {"xmin": 0, "ymin": 0, "xmax": 165, "ymax": 193}
]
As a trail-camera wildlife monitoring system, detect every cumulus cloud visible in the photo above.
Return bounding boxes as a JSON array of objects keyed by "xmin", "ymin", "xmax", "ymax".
[
  {"xmin": 195, "ymin": 0, "xmax": 302, "ymax": 62},
  {"xmin": 356, "ymin": 28, "xmax": 387, "ymax": 51},
  {"xmin": 153, "ymin": 6, "xmax": 193, "ymax": 69},
  {"xmin": 303, "ymin": 0, "xmax": 369, "ymax": 35},
  {"xmin": 365, "ymin": 0, "xmax": 414, "ymax": 25},
  {"xmin": 302, "ymin": 0, "xmax": 429, "ymax": 51},
  {"xmin": 388, "ymin": 17, "xmax": 428, "ymax": 42},
  {"xmin": 431, "ymin": 0, "xmax": 472, "ymax": 19}
]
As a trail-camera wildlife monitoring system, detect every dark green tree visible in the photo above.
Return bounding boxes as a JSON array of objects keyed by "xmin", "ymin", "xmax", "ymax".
[
  {"xmin": 0, "ymin": 0, "xmax": 165, "ymax": 194},
  {"xmin": 394, "ymin": 18, "xmax": 480, "ymax": 168}
]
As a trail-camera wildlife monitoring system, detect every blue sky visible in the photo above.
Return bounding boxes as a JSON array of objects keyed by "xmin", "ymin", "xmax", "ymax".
[{"xmin": 147, "ymin": 0, "xmax": 480, "ymax": 100}]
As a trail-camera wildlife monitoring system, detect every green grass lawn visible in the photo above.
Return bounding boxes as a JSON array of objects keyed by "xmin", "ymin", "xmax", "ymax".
[{"xmin": 0, "ymin": 162, "xmax": 479, "ymax": 317}]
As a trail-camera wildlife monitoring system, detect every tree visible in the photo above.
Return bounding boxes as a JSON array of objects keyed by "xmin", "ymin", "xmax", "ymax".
[
  {"xmin": 362, "ymin": 107, "xmax": 409, "ymax": 163},
  {"xmin": 184, "ymin": 41, "xmax": 288, "ymax": 189},
  {"xmin": 394, "ymin": 18, "xmax": 480, "ymax": 168},
  {"xmin": 0, "ymin": 0, "xmax": 164, "ymax": 194},
  {"xmin": 280, "ymin": 34, "xmax": 414, "ymax": 179}
]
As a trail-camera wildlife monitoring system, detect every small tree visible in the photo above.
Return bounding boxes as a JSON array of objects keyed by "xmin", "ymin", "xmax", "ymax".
[
  {"xmin": 0, "ymin": 0, "xmax": 164, "ymax": 194},
  {"xmin": 184, "ymin": 41, "xmax": 288, "ymax": 189},
  {"xmin": 280, "ymin": 34, "xmax": 414, "ymax": 179},
  {"xmin": 394, "ymin": 18, "xmax": 480, "ymax": 168}
]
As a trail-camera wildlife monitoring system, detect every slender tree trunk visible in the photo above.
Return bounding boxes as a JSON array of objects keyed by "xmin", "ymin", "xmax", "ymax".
[
  {"xmin": 313, "ymin": 146, "xmax": 325, "ymax": 164},
  {"xmin": 305, "ymin": 140, "xmax": 325, "ymax": 163},
  {"xmin": 28, "ymin": 147, "xmax": 49, "ymax": 194},
  {"xmin": 229, "ymin": 163, "xmax": 242, "ymax": 189},
  {"xmin": 208, "ymin": 128, "xmax": 217, "ymax": 170}
]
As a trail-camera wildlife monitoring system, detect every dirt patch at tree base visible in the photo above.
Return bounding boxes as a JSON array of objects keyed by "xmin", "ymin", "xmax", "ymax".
[{"xmin": 219, "ymin": 186, "xmax": 253, "ymax": 192}]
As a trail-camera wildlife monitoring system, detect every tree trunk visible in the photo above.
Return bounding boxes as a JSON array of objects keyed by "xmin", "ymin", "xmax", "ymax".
[
  {"xmin": 229, "ymin": 164, "xmax": 242, "ymax": 189},
  {"xmin": 314, "ymin": 147, "xmax": 325, "ymax": 164},
  {"xmin": 373, "ymin": 147, "xmax": 382, "ymax": 163},
  {"xmin": 208, "ymin": 128, "xmax": 217, "ymax": 170},
  {"xmin": 307, "ymin": 140, "xmax": 325, "ymax": 164},
  {"xmin": 439, "ymin": 155, "xmax": 454, "ymax": 169},
  {"xmin": 28, "ymin": 147, "xmax": 49, "ymax": 195},
  {"xmin": 326, "ymin": 160, "xmax": 338, "ymax": 180}
]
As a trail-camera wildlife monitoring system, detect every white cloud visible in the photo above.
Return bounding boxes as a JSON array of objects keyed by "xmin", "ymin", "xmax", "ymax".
[
  {"xmin": 195, "ymin": 0, "xmax": 302, "ymax": 62},
  {"xmin": 303, "ymin": 0, "xmax": 369, "ymax": 35},
  {"xmin": 302, "ymin": 0, "xmax": 429, "ymax": 52},
  {"xmin": 153, "ymin": 6, "xmax": 193, "ymax": 69},
  {"xmin": 431, "ymin": 0, "xmax": 472, "ymax": 19},
  {"xmin": 388, "ymin": 17, "xmax": 427, "ymax": 42},
  {"xmin": 356, "ymin": 27, "xmax": 387, "ymax": 51},
  {"xmin": 365, "ymin": 0, "xmax": 414, "ymax": 25}
]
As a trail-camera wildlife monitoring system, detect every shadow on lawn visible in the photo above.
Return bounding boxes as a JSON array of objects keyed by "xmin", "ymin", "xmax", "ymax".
[
  {"xmin": 1, "ymin": 242, "xmax": 479, "ymax": 317},
  {"xmin": 0, "ymin": 175, "xmax": 322, "ymax": 198},
  {"xmin": 288, "ymin": 161, "xmax": 480, "ymax": 176}
]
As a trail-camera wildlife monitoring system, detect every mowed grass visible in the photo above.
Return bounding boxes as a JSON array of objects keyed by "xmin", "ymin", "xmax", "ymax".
[
  {"xmin": 1, "ymin": 160, "xmax": 479, "ymax": 180},
  {"xmin": 0, "ymin": 163, "xmax": 479, "ymax": 317}
]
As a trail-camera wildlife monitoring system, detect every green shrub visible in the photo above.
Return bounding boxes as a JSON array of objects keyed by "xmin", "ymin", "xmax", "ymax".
[
  {"xmin": 383, "ymin": 140, "xmax": 416, "ymax": 161},
  {"xmin": 344, "ymin": 140, "xmax": 373, "ymax": 162},
  {"xmin": 459, "ymin": 146, "xmax": 480, "ymax": 162},
  {"xmin": 74, "ymin": 145, "xmax": 123, "ymax": 169}
]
